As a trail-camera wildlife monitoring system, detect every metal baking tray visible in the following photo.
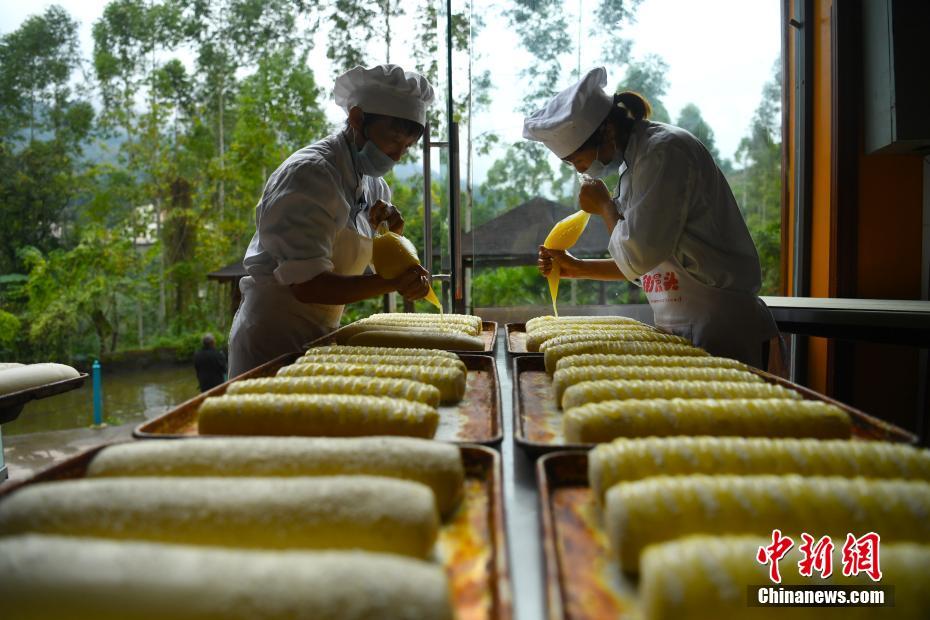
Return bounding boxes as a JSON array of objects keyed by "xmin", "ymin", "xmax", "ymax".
[
  {"xmin": 504, "ymin": 322, "xmax": 534, "ymax": 356},
  {"xmin": 0, "ymin": 442, "xmax": 512, "ymax": 620},
  {"xmin": 537, "ymin": 450, "xmax": 637, "ymax": 619},
  {"xmin": 308, "ymin": 320, "xmax": 499, "ymax": 355},
  {"xmin": 514, "ymin": 355, "xmax": 917, "ymax": 456},
  {"xmin": 135, "ymin": 352, "xmax": 503, "ymax": 445},
  {"xmin": 0, "ymin": 373, "xmax": 88, "ymax": 425}
]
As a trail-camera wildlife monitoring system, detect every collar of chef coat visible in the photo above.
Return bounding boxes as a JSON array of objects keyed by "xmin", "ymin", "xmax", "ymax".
[{"xmin": 337, "ymin": 130, "xmax": 366, "ymax": 204}]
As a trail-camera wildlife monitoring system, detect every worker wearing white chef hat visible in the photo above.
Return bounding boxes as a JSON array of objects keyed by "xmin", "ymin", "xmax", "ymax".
[
  {"xmin": 525, "ymin": 67, "xmax": 782, "ymax": 371},
  {"xmin": 228, "ymin": 64, "xmax": 435, "ymax": 377}
]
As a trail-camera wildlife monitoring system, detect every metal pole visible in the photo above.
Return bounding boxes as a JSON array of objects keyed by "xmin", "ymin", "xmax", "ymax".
[
  {"xmin": 423, "ymin": 121, "xmax": 433, "ymax": 275},
  {"xmin": 92, "ymin": 360, "xmax": 103, "ymax": 426}
]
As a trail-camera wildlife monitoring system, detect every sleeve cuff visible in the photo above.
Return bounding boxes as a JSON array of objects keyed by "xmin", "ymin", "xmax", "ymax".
[{"xmin": 273, "ymin": 257, "xmax": 334, "ymax": 285}]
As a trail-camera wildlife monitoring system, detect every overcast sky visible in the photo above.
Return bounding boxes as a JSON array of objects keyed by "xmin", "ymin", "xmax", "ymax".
[{"xmin": 1, "ymin": 0, "xmax": 780, "ymax": 177}]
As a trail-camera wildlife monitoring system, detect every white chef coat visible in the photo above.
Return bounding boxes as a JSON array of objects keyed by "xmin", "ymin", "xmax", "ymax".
[
  {"xmin": 228, "ymin": 131, "xmax": 388, "ymax": 377},
  {"xmin": 608, "ymin": 120, "xmax": 779, "ymax": 367}
]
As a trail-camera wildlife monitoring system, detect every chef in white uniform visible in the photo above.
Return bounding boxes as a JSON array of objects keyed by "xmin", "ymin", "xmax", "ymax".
[
  {"xmin": 525, "ymin": 67, "xmax": 781, "ymax": 370},
  {"xmin": 228, "ymin": 64, "xmax": 434, "ymax": 377}
]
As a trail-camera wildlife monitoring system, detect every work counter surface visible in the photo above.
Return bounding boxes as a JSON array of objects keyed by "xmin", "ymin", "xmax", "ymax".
[{"xmin": 497, "ymin": 332, "xmax": 545, "ymax": 620}]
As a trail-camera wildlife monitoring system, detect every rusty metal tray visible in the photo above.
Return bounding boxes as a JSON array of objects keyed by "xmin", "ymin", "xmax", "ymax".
[
  {"xmin": 308, "ymin": 320, "xmax": 499, "ymax": 355},
  {"xmin": 504, "ymin": 323, "xmax": 534, "ymax": 356},
  {"xmin": 0, "ymin": 373, "xmax": 88, "ymax": 425},
  {"xmin": 0, "ymin": 442, "xmax": 512, "ymax": 620},
  {"xmin": 537, "ymin": 450, "xmax": 637, "ymax": 619},
  {"xmin": 134, "ymin": 352, "xmax": 503, "ymax": 445},
  {"xmin": 514, "ymin": 355, "xmax": 917, "ymax": 456}
]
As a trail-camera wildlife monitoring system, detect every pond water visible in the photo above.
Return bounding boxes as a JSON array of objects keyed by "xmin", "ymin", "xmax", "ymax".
[{"xmin": 4, "ymin": 364, "xmax": 201, "ymax": 436}]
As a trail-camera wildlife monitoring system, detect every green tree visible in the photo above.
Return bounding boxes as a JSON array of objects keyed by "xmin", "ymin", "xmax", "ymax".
[
  {"xmin": 731, "ymin": 60, "xmax": 782, "ymax": 295},
  {"xmin": 676, "ymin": 102, "xmax": 731, "ymax": 172},
  {"xmin": 619, "ymin": 53, "xmax": 670, "ymax": 122},
  {"xmin": 0, "ymin": 6, "xmax": 92, "ymax": 273}
]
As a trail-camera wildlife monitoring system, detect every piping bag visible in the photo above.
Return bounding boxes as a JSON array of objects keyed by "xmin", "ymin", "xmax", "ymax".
[
  {"xmin": 542, "ymin": 209, "xmax": 591, "ymax": 317},
  {"xmin": 371, "ymin": 222, "xmax": 443, "ymax": 312}
]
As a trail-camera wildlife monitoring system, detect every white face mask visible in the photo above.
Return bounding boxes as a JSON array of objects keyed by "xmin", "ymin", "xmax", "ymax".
[
  {"xmin": 582, "ymin": 128, "xmax": 620, "ymax": 179},
  {"xmin": 356, "ymin": 135, "xmax": 396, "ymax": 177}
]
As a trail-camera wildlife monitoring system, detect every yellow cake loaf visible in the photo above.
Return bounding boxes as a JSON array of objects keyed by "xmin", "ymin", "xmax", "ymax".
[
  {"xmin": 640, "ymin": 536, "xmax": 930, "ymax": 620},
  {"xmin": 276, "ymin": 362, "xmax": 466, "ymax": 404},
  {"xmin": 589, "ymin": 436, "xmax": 930, "ymax": 501},
  {"xmin": 0, "ymin": 476, "xmax": 439, "ymax": 558},
  {"xmin": 347, "ymin": 329, "xmax": 484, "ymax": 351},
  {"xmin": 564, "ymin": 398, "xmax": 852, "ymax": 443},
  {"xmin": 552, "ymin": 365, "xmax": 762, "ymax": 402},
  {"xmin": 197, "ymin": 393, "xmax": 439, "ymax": 438},
  {"xmin": 86, "ymin": 437, "xmax": 465, "ymax": 516},
  {"xmin": 545, "ymin": 341, "xmax": 707, "ymax": 373},
  {"xmin": 301, "ymin": 344, "xmax": 459, "ymax": 360},
  {"xmin": 0, "ymin": 535, "xmax": 454, "ymax": 620},
  {"xmin": 605, "ymin": 475, "xmax": 930, "ymax": 572},
  {"xmin": 226, "ymin": 376, "xmax": 441, "ymax": 407},
  {"xmin": 560, "ymin": 379, "xmax": 800, "ymax": 409}
]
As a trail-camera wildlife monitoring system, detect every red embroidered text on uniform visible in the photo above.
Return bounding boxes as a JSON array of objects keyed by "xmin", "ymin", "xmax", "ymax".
[{"xmin": 644, "ymin": 271, "xmax": 679, "ymax": 293}]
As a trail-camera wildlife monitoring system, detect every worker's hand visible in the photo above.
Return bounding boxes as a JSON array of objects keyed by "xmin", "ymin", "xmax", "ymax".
[
  {"xmin": 538, "ymin": 246, "xmax": 584, "ymax": 278},
  {"xmin": 369, "ymin": 200, "xmax": 404, "ymax": 234},
  {"xmin": 578, "ymin": 178, "xmax": 612, "ymax": 217},
  {"xmin": 392, "ymin": 264, "xmax": 431, "ymax": 301}
]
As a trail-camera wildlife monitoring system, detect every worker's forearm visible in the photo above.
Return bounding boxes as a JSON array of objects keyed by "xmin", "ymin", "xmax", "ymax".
[
  {"xmin": 290, "ymin": 271, "xmax": 393, "ymax": 305},
  {"xmin": 599, "ymin": 206, "xmax": 622, "ymax": 236},
  {"xmin": 577, "ymin": 259, "xmax": 627, "ymax": 281}
]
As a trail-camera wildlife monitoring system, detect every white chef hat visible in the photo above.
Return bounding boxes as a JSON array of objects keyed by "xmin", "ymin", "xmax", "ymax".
[
  {"xmin": 334, "ymin": 64, "xmax": 435, "ymax": 127},
  {"xmin": 522, "ymin": 67, "xmax": 613, "ymax": 158}
]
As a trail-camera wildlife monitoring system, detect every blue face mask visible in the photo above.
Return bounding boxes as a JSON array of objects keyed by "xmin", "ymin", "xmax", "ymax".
[{"xmin": 356, "ymin": 133, "xmax": 396, "ymax": 178}]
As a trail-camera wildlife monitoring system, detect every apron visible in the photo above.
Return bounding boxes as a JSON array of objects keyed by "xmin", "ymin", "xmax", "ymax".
[
  {"xmin": 642, "ymin": 257, "xmax": 781, "ymax": 370},
  {"xmin": 613, "ymin": 145, "xmax": 784, "ymax": 373},
  {"xmin": 228, "ymin": 212, "xmax": 373, "ymax": 378}
]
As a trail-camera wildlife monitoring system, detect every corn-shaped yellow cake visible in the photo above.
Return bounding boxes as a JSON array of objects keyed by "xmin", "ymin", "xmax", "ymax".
[
  {"xmin": 561, "ymin": 379, "xmax": 800, "ymax": 409},
  {"xmin": 564, "ymin": 398, "xmax": 852, "ymax": 443},
  {"xmin": 339, "ymin": 317, "xmax": 480, "ymax": 339},
  {"xmin": 538, "ymin": 330, "xmax": 690, "ymax": 354},
  {"xmin": 369, "ymin": 312, "xmax": 482, "ymax": 332},
  {"xmin": 87, "ymin": 437, "xmax": 465, "ymax": 514},
  {"xmin": 553, "ymin": 365, "xmax": 762, "ymax": 402},
  {"xmin": 589, "ymin": 437, "xmax": 930, "ymax": 501},
  {"xmin": 198, "ymin": 393, "xmax": 439, "ymax": 438},
  {"xmin": 226, "ymin": 376, "xmax": 441, "ymax": 407},
  {"xmin": 525, "ymin": 315, "xmax": 645, "ymax": 332},
  {"xmin": 302, "ymin": 344, "xmax": 459, "ymax": 360},
  {"xmin": 545, "ymin": 341, "xmax": 707, "ymax": 373},
  {"xmin": 0, "ymin": 535, "xmax": 454, "ymax": 620},
  {"xmin": 0, "ymin": 476, "xmax": 440, "ymax": 558},
  {"xmin": 555, "ymin": 353, "xmax": 748, "ymax": 373},
  {"xmin": 640, "ymin": 536, "xmax": 930, "ymax": 620},
  {"xmin": 293, "ymin": 353, "xmax": 465, "ymax": 372},
  {"xmin": 86, "ymin": 437, "xmax": 466, "ymax": 516},
  {"xmin": 276, "ymin": 362, "xmax": 466, "ymax": 403},
  {"xmin": 605, "ymin": 474, "xmax": 930, "ymax": 572},
  {"xmin": 347, "ymin": 329, "xmax": 484, "ymax": 351},
  {"xmin": 525, "ymin": 325, "xmax": 656, "ymax": 352}
]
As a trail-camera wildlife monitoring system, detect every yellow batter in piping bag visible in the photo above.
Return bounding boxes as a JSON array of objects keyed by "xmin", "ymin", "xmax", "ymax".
[
  {"xmin": 542, "ymin": 210, "xmax": 591, "ymax": 317},
  {"xmin": 371, "ymin": 222, "xmax": 443, "ymax": 312}
]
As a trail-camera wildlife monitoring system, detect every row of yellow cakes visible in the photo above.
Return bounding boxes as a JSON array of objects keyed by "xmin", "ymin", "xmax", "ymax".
[
  {"xmin": 0, "ymin": 436, "xmax": 466, "ymax": 618},
  {"xmin": 531, "ymin": 316, "xmax": 930, "ymax": 618},
  {"xmin": 197, "ymin": 342, "xmax": 472, "ymax": 439},
  {"xmin": 528, "ymin": 315, "xmax": 852, "ymax": 442},
  {"xmin": 1, "ymin": 313, "xmax": 494, "ymax": 618}
]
